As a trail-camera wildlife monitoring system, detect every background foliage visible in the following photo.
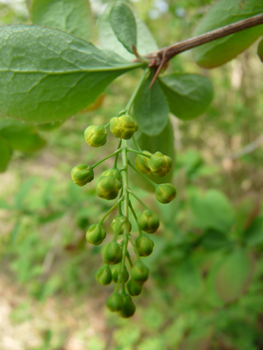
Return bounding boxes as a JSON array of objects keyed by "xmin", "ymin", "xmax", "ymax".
[{"xmin": 0, "ymin": 0, "xmax": 263, "ymax": 349}]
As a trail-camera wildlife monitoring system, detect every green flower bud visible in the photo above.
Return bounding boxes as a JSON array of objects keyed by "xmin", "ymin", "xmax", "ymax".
[
  {"xmin": 86, "ymin": 223, "xmax": 106, "ymax": 245},
  {"xmin": 96, "ymin": 177, "xmax": 122, "ymax": 200},
  {"xmin": 137, "ymin": 209, "xmax": 159, "ymax": 233},
  {"xmin": 110, "ymin": 115, "xmax": 138, "ymax": 140},
  {"xmin": 148, "ymin": 151, "xmax": 172, "ymax": 177},
  {"xmin": 106, "ymin": 293, "xmax": 123, "ymax": 312},
  {"xmin": 71, "ymin": 164, "xmax": 94, "ymax": 186},
  {"xmin": 135, "ymin": 236, "xmax": 154, "ymax": 257},
  {"xmin": 101, "ymin": 242, "xmax": 122, "ymax": 265},
  {"xmin": 118, "ymin": 293, "xmax": 136, "ymax": 318},
  {"xmin": 155, "ymin": 183, "xmax": 177, "ymax": 204},
  {"xmin": 111, "ymin": 215, "xmax": 132, "ymax": 235},
  {"xmin": 96, "ymin": 264, "xmax": 112, "ymax": 285},
  {"xmin": 127, "ymin": 279, "xmax": 142, "ymax": 296},
  {"xmin": 112, "ymin": 263, "xmax": 129, "ymax": 283},
  {"xmin": 84, "ymin": 125, "xmax": 107, "ymax": 147},
  {"xmin": 135, "ymin": 151, "xmax": 152, "ymax": 175},
  {"xmin": 130, "ymin": 260, "xmax": 149, "ymax": 284},
  {"xmin": 100, "ymin": 168, "xmax": 122, "ymax": 184}
]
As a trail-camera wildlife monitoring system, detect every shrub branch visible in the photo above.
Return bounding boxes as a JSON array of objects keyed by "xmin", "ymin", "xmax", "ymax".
[{"xmin": 145, "ymin": 13, "xmax": 263, "ymax": 86}]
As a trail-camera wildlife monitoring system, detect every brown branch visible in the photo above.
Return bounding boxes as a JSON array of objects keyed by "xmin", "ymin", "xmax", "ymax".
[{"xmin": 145, "ymin": 13, "xmax": 263, "ymax": 65}]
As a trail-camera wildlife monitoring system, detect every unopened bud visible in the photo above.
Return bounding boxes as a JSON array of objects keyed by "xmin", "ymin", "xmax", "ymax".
[
  {"xmin": 84, "ymin": 125, "xmax": 107, "ymax": 147},
  {"xmin": 71, "ymin": 164, "xmax": 94, "ymax": 186},
  {"xmin": 110, "ymin": 115, "xmax": 138, "ymax": 140}
]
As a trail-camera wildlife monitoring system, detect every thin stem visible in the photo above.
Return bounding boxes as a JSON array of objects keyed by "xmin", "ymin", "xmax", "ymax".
[
  {"xmin": 126, "ymin": 251, "xmax": 133, "ymax": 267},
  {"xmin": 99, "ymin": 197, "xmax": 124, "ymax": 224},
  {"xmin": 121, "ymin": 140, "xmax": 129, "ymax": 290},
  {"xmin": 127, "ymin": 148, "xmax": 151, "ymax": 158},
  {"xmin": 91, "ymin": 149, "xmax": 122, "ymax": 169},
  {"xmin": 129, "ymin": 201, "xmax": 143, "ymax": 236},
  {"xmin": 118, "ymin": 109, "xmax": 126, "ymax": 116},
  {"xmin": 145, "ymin": 14, "xmax": 263, "ymax": 64},
  {"xmin": 132, "ymin": 135, "xmax": 141, "ymax": 151},
  {"xmin": 114, "ymin": 139, "xmax": 122, "ymax": 168},
  {"xmin": 125, "ymin": 68, "xmax": 149, "ymax": 114},
  {"xmin": 128, "ymin": 236, "xmax": 140, "ymax": 260},
  {"xmin": 114, "ymin": 279, "xmax": 121, "ymax": 293},
  {"xmin": 128, "ymin": 189, "xmax": 148, "ymax": 209},
  {"xmin": 128, "ymin": 160, "xmax": 157, "ymax": 188}
]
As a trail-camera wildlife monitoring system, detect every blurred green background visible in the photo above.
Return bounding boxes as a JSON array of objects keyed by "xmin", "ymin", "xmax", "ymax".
[{"xmin": 1, "ymin": 0, "xmax": 263, "ymax": 349}]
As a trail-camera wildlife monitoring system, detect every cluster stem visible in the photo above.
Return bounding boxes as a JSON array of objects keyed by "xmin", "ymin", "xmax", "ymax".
[{"xmin": 121, "ymin": 140, "xmax": 129, "ymax": 292}]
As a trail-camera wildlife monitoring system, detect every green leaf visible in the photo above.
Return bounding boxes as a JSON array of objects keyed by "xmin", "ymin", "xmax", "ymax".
[
  {"xmin": 133, "ymin": 70, "xmax": 169, "ymax": 136},
  {"xmin": 38, "ymin": 211, "xmax": 65, "ymax": 224},
  {"xmin": 193, "ymin": 0, "xmax": 263, "ymax": 68},
  {"xmin": 180, "ymin": 328, "xmax": 213, "ymax": 350},
  {"xmin": 30, "ymin": 0, "xmax": 92, "ymax": 41},
  {"xmin": 174, "ymin": 258, "xmax": 203, "ymax": 298},
  {"xmin": 0, "ymin": 25, "xmax": 143, "ymax": 124},
  {"xmin": 190, "ymin": 190, "xmax": 235, "ymax": 233},
  {"xmin": 14, "ymin": 178, "xmax": 35, "ymax": 210},
  {"xmin": 10, "ymin": 221, "xmax": 21, "ymax": 242},
  {"xmin": 244, "ymin": 217, "xmax": 263, "ymax": 246},
  {"xmin": 258, "ymin": 38, "xmax": 263, "ymax": 62},
  {"xmin": 235, "ymin": 194, "xmax": 260, "ymax": 234},
  {"xmin": 98, "ymin": 1, "xmax": 158, "ymax": 60},
  {"xmin": 0, "ymin": 198, "xmax": 13, "ymax": 209},
  {"xmin": 129, "ymin": 120, "xmax": 175, "ymax": 192},
  {"xmin": 110, "ymin": 1, "xmax": 137, "ymax": 54},
  {"xmin": 201, "ymin": 229, "xmax": 231, "ymax": 250},
  {"xmin": 158, "ymin": 74, "xmax": 213, "ymax": 120},
  {"xmin": 0, "ymin": 119, "xmax": 46, "ymax": 152},
  {"xmin": 0, "ymin": 136, "xmax": 12, "ymax": 172},
  {"xmin": 215, "ymin": 248, "xmax": 254, "ymax": 303}
]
